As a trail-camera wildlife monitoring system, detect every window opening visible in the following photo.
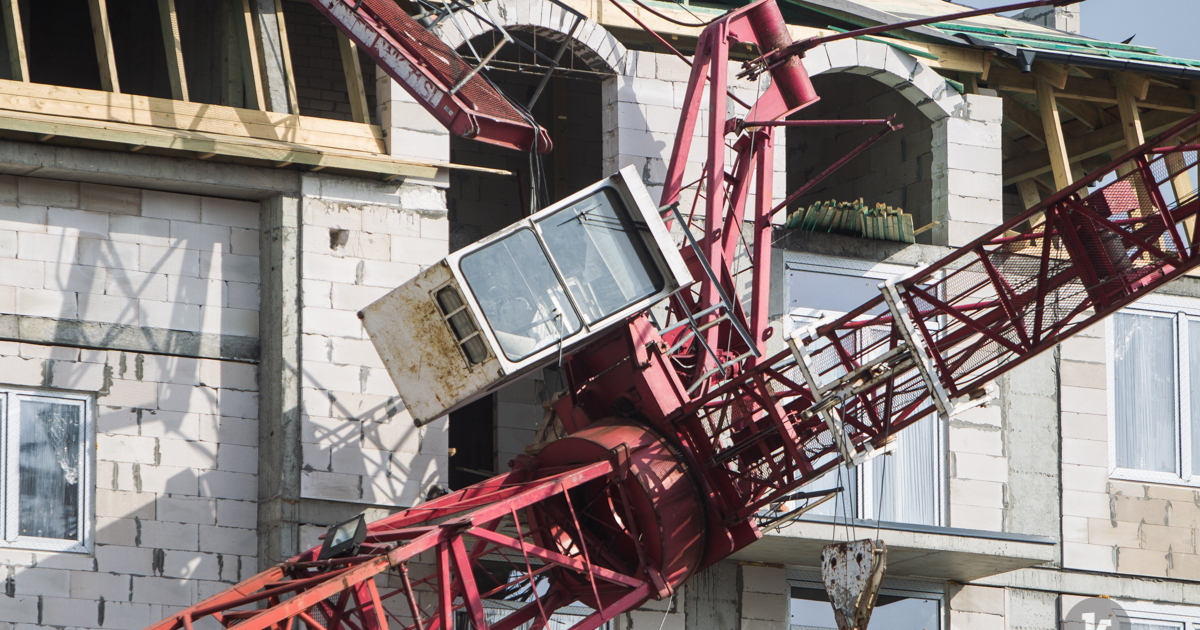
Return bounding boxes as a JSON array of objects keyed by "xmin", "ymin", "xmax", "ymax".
[
  {"xmin": 435, "ymin": 285, "xmax": 489, "ymax": 365},
  {"xmin": 786, "ymin": 253, "xmax": 945, "ymax": 526},
  {"xmin": 460, "ymin": 228, "xmax": 581, "ymax": 361},
  {"xmin": 108, "ymin": 0, "xmax": 172, "ymax": 99},
  {"xmin": 24, "ymin": 0, "xmax": 103, "ymax": 91},
  {"xmin": 176, "ymin": 0, "xmax": 258, "ymax": 108},
  {"xmin": 448, "ymin": 395, "xmax": 495, "ymax": 490},
  {"xmin": 536, "ymin": 187, "xmax": 663, "ymax": 325},
  {"xmin": 788, "ymin": 571, "xmax": 942, "ymax": 630},
  {"xmin": 0, "ymin": 387, "xmax": 93, "ymax": 553}
]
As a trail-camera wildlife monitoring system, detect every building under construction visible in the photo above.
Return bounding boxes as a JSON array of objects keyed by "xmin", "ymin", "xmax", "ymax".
[{"xmin": 0, "ymin": 0, "xmax": 1199, "ymax": 629}]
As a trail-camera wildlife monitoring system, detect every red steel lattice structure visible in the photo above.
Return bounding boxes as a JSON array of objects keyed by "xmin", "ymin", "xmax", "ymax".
[{"xmin": 146, "ymin": 0, "xmax": 1200, "ymax": 628}]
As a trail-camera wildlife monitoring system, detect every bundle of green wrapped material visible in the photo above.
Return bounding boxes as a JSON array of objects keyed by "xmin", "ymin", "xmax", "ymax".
[{"xmin": 784, "ymin": 198, "xmax": 915, "ymax": 243}]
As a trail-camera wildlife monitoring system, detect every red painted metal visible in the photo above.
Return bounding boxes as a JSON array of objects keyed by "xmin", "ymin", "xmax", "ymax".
[
  {"xmin": 310, "ymin": 0, "xmax": 553, "ymax": 154},
  {"xmin": 143, "ymin": 1, "xmax": 1200, "ymax": 629}
]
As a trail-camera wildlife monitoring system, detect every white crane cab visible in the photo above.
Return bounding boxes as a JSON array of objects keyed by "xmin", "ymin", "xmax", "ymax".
[{"xmin": 360, "ymin": 165, "xmax": 693, "ymax": 426}]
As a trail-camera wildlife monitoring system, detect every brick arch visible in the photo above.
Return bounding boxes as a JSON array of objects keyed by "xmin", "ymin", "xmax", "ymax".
[
  {"xmin": 804, "ymin": 39, "xmax": 968, "ymax": 121},
  {"xmin": 434, "ymin": 0, "xmax": 628, "ymax": 75}
]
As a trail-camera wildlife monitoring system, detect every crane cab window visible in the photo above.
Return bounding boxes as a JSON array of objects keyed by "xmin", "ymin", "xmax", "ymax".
[
  {"xmin": 536, "ymin": 188, "xmax": 664, "ymax": 324},
  {"xmin": 460, "ymin": 229, "xmax": 582, "ymax": 361}
]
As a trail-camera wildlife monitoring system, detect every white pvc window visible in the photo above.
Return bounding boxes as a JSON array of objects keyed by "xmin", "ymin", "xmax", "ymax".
[
  {"xmin": 1107, "ymin": 295, "xmax": 1200, "ymax": 486},
  {"xmin": 1, "ymin": 388, "xmax": 93, "ymax": 553},
  {"xmin": 784, "ymin": 253, "xmax": 945, "ymax": 526},
  {"xmin": 1112, "ymin": 600, "xmax": 1200, "ymax": 630}
]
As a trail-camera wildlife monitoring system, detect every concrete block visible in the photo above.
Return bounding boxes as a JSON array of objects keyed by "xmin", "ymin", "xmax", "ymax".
[
  {"xmin": 217, "ymin": 388, "xmax": 258, "ymax": 419},
  {"xmin": 140, "ymin": 519, "xmax": 200, "ymax": 551},
  {"xmin": 198, "ymin": 250, "xmax": 259, "ymax": 283},
  {"xmin": 1, "ymin": 258, "xmax": 43, "ymax": 290},
  {"xmin": 1060, "ymin": 386, "xmax": 1108, "ymax": 418},
  {"xmin": 1061, "ymin": 436, "xmax": 1107, "ymax": 467},
  {"xmin": 1061, "ymin": 489, "xmax": 1110, "ymax": 518},
  {"xmin": 855, "ymin": 40, "xmax": 887, "ymax": 74},
  {"xmin": 217, "ymin": 499, "xmax": 257, "ymax": 530},
  {"xmin": 1140, "ymin": 523, "xmax": 1193, "ymax": 552},
  {"xmin": 130, "ymin": 576, "xmax": 196, "ymax": 606},
  {"xmin": 616, "ymin": 75, "xmax": 675, "ymax": 108},
  {"xmin": 951, "ymin": 504, "xmax": 1003, "ymax": 530},
  {"xmin": 94, "ymin": 544, "xmax": 155, "ymax": 575},
  {"xmin": 950, "ymin": 610, "xmax": 1004, "ymax": 630},
  {"xmin": 41, "ymin": 596, "xmax": 104, "ymax": 627},
  {"xmin": 157, "ymin": 495, "xmax": 218, "ymax": 525},
  {"xmin": 95, "ymin": 488, "xmax": 156, "ymax": 519},
  {"xmin": 216, "ymin": 443, "xmax": 257, "ymax": 474},
  {"xmin": 0, "ymin": 202, "xmax": 46, "ymax": 232},
  {"xmin": 964, "ymin": 93, "xmax": 1003, "ymax": 124},
  {"xmin": 949, "ymin": 584, "xmax": 1005, "ymax": 615},
  {"xmin": 949, "ymin": 426, "xmax": 1003, "ymax": 457},
  {"xmin": 331, "ymin": 283, "xmax": 389, "ymax": 313},
  {"xmin": 106, "ymin": 268, "xmax": 169, "ymax": 301},
  {"xmin": 167, "ymin": 275, "xmax": 225, "ymax": 307},
  {"xmin": 139, "ymin": 299, "xmax": 201, "ymax": 332},
  {"xmin": 96, "ymin": 514, "xmax": 139, "ymax": 546},
  {"xmin": 302, "ymin": 469, "xmax": 361, "ymax": 502},
  {"xmin": 954, "ymin": 453, "xmax": 1008, "ymax": 483},
  {"xmin": 80, "ymin": 182, "xmax": 141, "ymax": 216},
  {"xmin": 1060, "ymin": 360, "xmax": 1105, "ymax": 389},
  {"xmin": 19, "ymin": 177, "xmax": 79, "ymax": 208},
  {"xmin": 48, "ymin": 207, "xmax": 109, "ymax": 238},
  {"xmin": 1117, "ymin": 547, "xmax": 1170, "ymax": 577},
  {"xmin": 359, "ymin": 259, "xmax": 421, "ymax": 288},
  {"xmin": 12, "ymin": 566, "xmax": 69, "ymax": 597},
  {"xmin": 740, "ymin": 591, "xmax": 785, "ymax": 621},
  {"xmin": 199, "ymin": 524, "xmax": 258, "ymax": 556},
  {"xmin": 143, "ymin": 190, "xmax": 202, "ymax": 223},
  {"xmin": 137, "ymin": 463, "xmax": 200, "ymax": 495},
  {"xmin": 227, "ymin": 280, "xmax": 260, "ymax": 311},
  {"xmin": 198, "ymin": 469, "xmax": 257, "ymax": 500},
  {"xmin": 1061, "ymin": 335, "xmax": 1105, "ymax": 364},
  {"xmin": 50, "ymin": 359, "xmax": 108, "ymax": 390},
  {"xmin": 1063, "ymin": 515, "xmax": 1090, "ymax": 542},
  {"xmin": 1086, "ymin": 519, "xmax": 1139, "ymax": 546},
  {"xmin": 823, "ymin": 38, "xmax": 858, "ymax": 70},
  {"xmin": 1061, "ymin": 463, "xmax": 1108, "ymax": 492},
  {"xmin": 656, "ymin": 54, "xmax": 691, "ymax": 83},
  {"xmin": 304, "ymin": 252, "xmax": 361, "ymax": 284},
  {"xmin": 739, "ymin": 564, "xmax": 785, "ymax": 595},
  {"xmin": 172, "ymin": 220, "xmax": 231, "ymax": 254},
  {"xmin": 18, "ymin": 231, "xmax": 78, "ymax": 263},
  {"xmin": 201, "ymin": 197, "xmax": 258, "ymax": 229},
  {"xmin": 388, "ymin": 129, "xmax": 450, "ymax": 162},
  {"xmin": 202, "ymin": 415, "xmax": 257, "ymax": 447},
  {"xmin": 140, "ymin": 244, "xmax": 200, "ymax": 278},
  {"xmin": 70, "ymin": 569, "xmax": 132, "ymax": 601},
  {"xmin": 951, "ymin": 478, "xmax": 1005, "ymax": 509},
  {"xmin": 945, "ymin": 143, "xmax": 1003, "ymax": 175},
  {"xmin": 159, "ymin": 550, "xmax": 221, "ymax": 581}
]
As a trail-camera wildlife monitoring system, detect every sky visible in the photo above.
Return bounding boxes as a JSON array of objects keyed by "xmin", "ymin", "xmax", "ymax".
[{"xmin": 962, "ymin": 0, "xmax": 1200, "ymax": 61}]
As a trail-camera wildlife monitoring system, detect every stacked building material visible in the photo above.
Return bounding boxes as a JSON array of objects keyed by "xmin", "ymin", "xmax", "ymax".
[{"xmin": 784, "ymin": 199, "xmax": 915, "ymax": 243}]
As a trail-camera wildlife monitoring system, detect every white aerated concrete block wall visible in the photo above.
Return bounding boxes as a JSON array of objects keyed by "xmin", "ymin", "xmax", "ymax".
[
  {"xmin": 298, "ymin": 175, "xmax": 449, "ymax": 508},
  {"xmin": 931, "ymin": 94, "xmax": 1004, "ymax": 246},
  {"xmin": 378, "ymin": 68, "xmax": 452, "ymax": 167},
  {"xmin": 0, "ymin": 177, "xmax": 260, "ymax": 337},
  {"xmin": 0, "ymin": 179, "xmax": 260, "ymax": 623},
  {"xmin": 605, "ymin": 52, "xmax": 787, "ymax": 214},
  {"xmin": 949, "ymin": 404, "xmax": 1007, "ymax": 531}
]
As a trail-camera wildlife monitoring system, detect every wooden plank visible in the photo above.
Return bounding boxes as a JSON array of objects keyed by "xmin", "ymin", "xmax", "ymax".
[
  {"xmin": 1003, "ymin": 109, "xmax": 1188, "ymax": 185},
  {"xmin": 1002, "ymin": 94, "xmax": 1046, "ymax": 145},
  {"xmin": 158, "ymin": 0, "xmax": 189, "ymax": 101},
  {"xmin": 1035, "ymin": 77, "xmax": 1073, "ymax": 191},
  {"xmin": 273, "ymin": 0, "xmax": 299, "ymax": 115},
  {"xmin": 0, "ymin": 106, "xmax": 505, "ymax": 178},
  {"xmin": 1031, "ymin": 61, "xmax": 1067, "ymax": 91},
  {"xmin": 338, "ymin": 32, "xmax": 369, "ymax": 124},
  {"xmin": 1113, "ymin": 71, "xmax": 1150, "ymax": 102},
  {"xmin": 1056, "ymin": 98, "xmax": 1109, "ymax": 131},
  {"xmin": 988, "ymin": 68, "xmax": 1196, "ymax": 114},
  {"xmin": 0, "ymin": 79, "xmax": 386, "ymax": 153},
  {"xmin": 239, "ymin": 0, "xmax": 266, "ymax": 110},
  {"xmin": 88, "ymin": 0, "xmax": 120, "ymax": 93},
  {"xmin": 1016, "ymin": 179, "xmax": 1041, "ymax": 210},
  {"xmin": 1, "ymin": 0, "xmax": 25, "ymax": 82},
  {"xmin": 1114, "ymin": 79, "xmax": 1146, "ymax": 178}
]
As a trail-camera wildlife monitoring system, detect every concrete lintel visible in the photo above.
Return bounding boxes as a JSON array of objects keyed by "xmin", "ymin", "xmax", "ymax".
[
  {"xmin": 975, "ymin": 566, "xmax": 1200, "ymax": 605},
  {"xmin": 772, "ymin": 229, "xmax": 954, "ymax": 267},
  {"xmin": 731, "ymin": 520, "xmax": 1056, "ymax": 583},
  {"xmin": 299, "ymin": 498, "xmax": 401, "ymax": 529},
  {"xmin": 0, "ymin": 313, "xmax": 258, "ymax": 362},
  {"xmin": 0, "ymin": 139, "xmax": 301, "ymax": 201}
]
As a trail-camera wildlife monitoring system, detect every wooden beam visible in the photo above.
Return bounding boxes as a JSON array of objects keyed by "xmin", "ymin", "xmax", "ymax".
[
  {"xmin": 1113, "ymin": 71, "xmax": 1151, "ymax": 102},
  {"xmin": 1002, "ymin": 94, "xmax": 1046, "ymax": 145},
  {"xmin": 1035, "ymin": 77, "xmax": 1073, "ymax": 191},
  {"xmin": 272, "ymin": 0, "xmax": 299, "ymax": 115},
  {"xmin": 337, "ymin": 32, "xmax": 369, "ymax": 124},
  {"xmin": 1056, "ymin": 98, "xmax": 1111, "ymax": 131},
  {"xmin": 240, "ymin": 0, "xmax": 266, "ymax": 110},
  {"xmin": 987, "ymin": 68, "xmax": 1196, "ymax": 114},
  {"xmin": 158, "ymin": 0, "xmax": 189, "ymax": 101},
  {"xmin": 2, "ymin": 0, "xmax": 26, "ymax": 82},
  {"xmin": 1031, "ymin": 61, "xmax": 1068, "ymax": 90},
  {"xmin": 1003, "ymin": 109, "xmax": 1188, "ymax": 184},
  {"xmin": 88, "ymin": 0, "xmax": 120, "ymax": 93},
  {"xmin": 1016, "ymin": 179, "xmax": 1041, "ymax": 210},
  {"xmin": 1114, "ymin": 77, "xmax": 1146, "ymax": 178}
]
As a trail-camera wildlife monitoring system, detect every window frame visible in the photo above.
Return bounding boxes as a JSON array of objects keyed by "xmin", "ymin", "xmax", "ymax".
[
  {"xmin": 783, "ymin": 251, "xmax": 947, "ymax": 526},
  {"xmin": 1113, "ymin": 599, "xmax": 1200, "ymax": 630},
  {"xmin": 787, "ymin": 568, "xmax": 944, "ymax": 630},
  {"xmin": 0, "ymin": 386, "xmax": 94, "ymax": 554},
  {"xmin": 1106, "ymin": 293, "xmax": 1200, "ymax": 487}
]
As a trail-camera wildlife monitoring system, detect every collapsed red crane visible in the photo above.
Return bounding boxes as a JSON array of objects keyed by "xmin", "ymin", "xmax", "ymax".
[{"xmin": 147, "ymin": 0, "xmax": 1200, "ymax": 629}]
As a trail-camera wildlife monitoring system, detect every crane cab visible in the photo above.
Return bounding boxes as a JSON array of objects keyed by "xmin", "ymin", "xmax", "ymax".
[{"xmin": 360, "ymin": 166, "xmax": 693, "ymax": 426}]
